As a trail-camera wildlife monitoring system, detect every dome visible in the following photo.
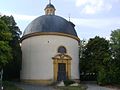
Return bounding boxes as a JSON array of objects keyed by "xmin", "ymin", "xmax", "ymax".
[{"xmin": 23, "ymin": 15, "xmax": 78, "ymax": 37}]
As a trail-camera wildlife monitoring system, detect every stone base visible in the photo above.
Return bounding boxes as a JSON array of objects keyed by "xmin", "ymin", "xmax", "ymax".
[
  {"xmin": 21, "ymin": 79, "xmax": 54, "ymax": 85},
  {"xmin": 21, "ymin": 79, "xmax": 80, "ymax": 85}
]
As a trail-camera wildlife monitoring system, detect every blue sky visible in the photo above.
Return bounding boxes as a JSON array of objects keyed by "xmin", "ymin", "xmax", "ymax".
[{"xmin": 0, "ymin": 0, "xmax": 120, "ymax": 40}]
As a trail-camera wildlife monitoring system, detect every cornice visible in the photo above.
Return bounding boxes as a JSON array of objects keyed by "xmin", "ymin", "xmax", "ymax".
[{"xmin": 21, "ymin": 32, "xmax": 80, "ymax": 42}]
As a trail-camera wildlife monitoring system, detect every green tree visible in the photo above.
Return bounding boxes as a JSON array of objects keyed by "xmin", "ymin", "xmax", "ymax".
[
  {"xmin": 110, "ymin": 29, "xmax": 120, "ymax": 66},
  {"xmin": 110, "ymin": 29, "xmax": 120, "ymax": 83},
  {"xmin": 79, "ymin": 40, "xmax": 88, "ymax": 73},
  {"xmin": 1, "ymin": 15, "xmax": 22, "ymax": 80},
  {"xmin": 0, "ymin": 19, "xmax": 12, "ymax": 69},
  {"xmin": 80, "ymin": 36, "xmax": 111, "ymax": 83}
]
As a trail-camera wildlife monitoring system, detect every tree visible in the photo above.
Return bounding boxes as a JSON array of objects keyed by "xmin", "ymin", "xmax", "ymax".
[
  {"xmin": 80, "ymin": 36, "xmax": 111, "ymax": 83},
  {"xmin": 0, "ymin": 19, "xmax": 12, "ymax": 69},
  {"xmin": 110, "ymin": 29, "xmax": 120, "ymax": 83},
  {"xmin": 110, "ymin": 29, "xmax": 120, "ymax": 66},
  {"xmin": 0, "ymin": 15, "xmax": 22, "ymax": 80},
  {"xmin": 79, "ymin": 39, "xmax": 88, "ymax": 73}
]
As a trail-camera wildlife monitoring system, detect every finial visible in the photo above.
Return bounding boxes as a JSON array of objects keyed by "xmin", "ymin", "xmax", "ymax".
[{"xmin": 49, "ymin": 0, "xmax": 51, "ymax": 4}]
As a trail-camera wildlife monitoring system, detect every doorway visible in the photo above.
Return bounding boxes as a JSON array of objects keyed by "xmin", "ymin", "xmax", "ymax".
[
  {"xmin": 52, "ymin": 54, "xmax": 72, "ymax": 81},
  {"xmin": 57, "ymin": 63, "xmax": 67, "ymax": 81}
]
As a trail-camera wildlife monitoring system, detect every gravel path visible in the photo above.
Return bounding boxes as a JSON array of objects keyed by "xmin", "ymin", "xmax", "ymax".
[
  {"xmin": 14, "ymin": 81, "xmax": 119, "ymax": 90},
  {"xmin": 84, "ymin": 82, "xmax": 118, "ymax": 90},
  {"xmin": 14, "ymin": 82, "xmax": 56, "ymax": 90}
]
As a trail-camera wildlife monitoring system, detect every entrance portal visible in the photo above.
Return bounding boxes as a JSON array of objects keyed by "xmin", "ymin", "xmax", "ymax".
[{"xmin": 52, "ymin": 54, "xmax": 72, "ymax": 81}]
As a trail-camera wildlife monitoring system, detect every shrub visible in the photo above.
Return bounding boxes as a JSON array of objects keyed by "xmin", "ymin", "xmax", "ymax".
[
  {"xmin": 97, "ymin": 66, "xmax": 107, "ymax": 85},
  {"xmin": 64, "ymin": 80, "xmax": 75, "ymax": 86}
]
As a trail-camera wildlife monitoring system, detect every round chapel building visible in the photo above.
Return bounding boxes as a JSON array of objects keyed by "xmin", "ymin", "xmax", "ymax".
[{"xmin": 21, "ymin": 2, "xmax": 80, "ymax": 84}]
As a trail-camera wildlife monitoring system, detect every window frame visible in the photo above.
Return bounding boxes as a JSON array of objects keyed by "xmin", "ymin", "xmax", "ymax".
[{"xmin": 57, "ymin": 46, "xmax": 67, "ymax": 54}]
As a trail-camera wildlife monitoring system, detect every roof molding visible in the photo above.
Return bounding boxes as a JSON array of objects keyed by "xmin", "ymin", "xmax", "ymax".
[{"xmin": 21, "ymin": 32, "xmax": 80, "ymax": 42}]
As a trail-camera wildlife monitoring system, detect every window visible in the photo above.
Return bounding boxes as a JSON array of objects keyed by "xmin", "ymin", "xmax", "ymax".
[{"xmin": 58, "ymin": 46, "xmax": 66, "ymax": 53}]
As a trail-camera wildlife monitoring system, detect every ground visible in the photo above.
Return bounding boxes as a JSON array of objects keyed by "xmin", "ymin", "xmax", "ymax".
[
  {"xmin": 14, "ymin": 82, "xmax": 55, "ymax": 90},
  {"xmin": 85, "ymin": 83, "xmax": 117, "ymax": 90},
  {"xmin": 13, "ymin": 81, "xmax": 119, "ymax": 90}
]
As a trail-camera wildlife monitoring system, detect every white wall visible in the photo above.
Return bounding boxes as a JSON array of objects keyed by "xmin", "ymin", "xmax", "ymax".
[{"xmin": 21, "ymin": 35, "xmax": 79, "ymax": 80}]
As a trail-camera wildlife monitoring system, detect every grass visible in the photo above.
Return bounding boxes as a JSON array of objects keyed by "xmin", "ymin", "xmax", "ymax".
[
  {"xmin": 3, "ymin": 81, "xmax": 23, "ymax": 90},
  {"xmin": 57, "ymin": 86, "xmax": 86, "ymax": 90},
  {"xmin": 55, "ymin": 85, "xmax": 86, "ymax": 90}
]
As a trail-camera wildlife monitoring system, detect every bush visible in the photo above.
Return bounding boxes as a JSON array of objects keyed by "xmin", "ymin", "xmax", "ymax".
[
  {"xmin": 3, "ymin": 81, "xmax": 22, "ymax": 90},
  {"xmin": 97, "ymin": 67, "xmax": 107, "ymax": 85},
  {"xmin": 64, "ymin": 80, "xmax": 75, "ymax": 86}
]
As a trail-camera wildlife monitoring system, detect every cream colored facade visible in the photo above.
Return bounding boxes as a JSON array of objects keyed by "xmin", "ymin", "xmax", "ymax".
[{"xmin": 21, "ymin": 34, "xmax": 79, "ymax": 82}]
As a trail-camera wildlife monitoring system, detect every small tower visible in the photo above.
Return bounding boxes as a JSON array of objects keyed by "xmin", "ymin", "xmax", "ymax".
[{"xmin": 44, "ymin": 1, "xmax": 56, "ymax": 15}]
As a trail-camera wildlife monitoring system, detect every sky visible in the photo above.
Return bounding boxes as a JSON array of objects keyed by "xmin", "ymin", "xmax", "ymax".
[{"xmin": 0, "ymin": 0, "xmax": 120, "ymax": 40}]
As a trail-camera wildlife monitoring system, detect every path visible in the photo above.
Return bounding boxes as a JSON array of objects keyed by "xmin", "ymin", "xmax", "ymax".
[
  {"xmin": 14, "ymin": 82, "xmax": 56, "ymax": 90},
  {"xmin": 14, "ymin": 81, "xmax": 119, "ymax": 90},
  {"xmin": 86, "ymin": 83, "xmax": 118, "ymax": 90},
  {"xmin": 83, "ymin": 81, "xmax": 118, "ymax": 90}
]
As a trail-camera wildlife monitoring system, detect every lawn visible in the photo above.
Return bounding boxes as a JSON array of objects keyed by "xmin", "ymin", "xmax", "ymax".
[
  {"xmin": 55, "ymin": 86, "xmax": 86, "ymax": 90},
  {"xmin": 3, "ymin": 81, "xmax": 22, "ymax": 90}
]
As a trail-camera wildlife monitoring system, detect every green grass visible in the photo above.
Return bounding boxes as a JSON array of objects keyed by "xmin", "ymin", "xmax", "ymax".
[
  {"xmin": 3, "ymin": 81, "xmax": 23, "ymax": 90},
  {"xmin": 56, "ymin": 86, "xmax": 86, "ymax": 90}
]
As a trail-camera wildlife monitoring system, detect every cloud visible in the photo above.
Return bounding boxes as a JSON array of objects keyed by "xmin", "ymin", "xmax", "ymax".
[
  {"xmin": 1, "ymin": 12, "xmax": 39, "ymax": 32},
  {"xmin": 70, "ymin": 17, "xmax": 120, "ymax": 29},
  {"xmin": 13, "ymin": 14, "xmax": 37, "ymax": 21},
  {"xmin": 76, "ymin": 0, "xmax": 88, "ymax": 7},
  {"xmin": 70, "ymin": 16, "xmax": 120, "ymax": 40},
  {"xmin": 75, "ymin": 0, "xmax": 112, "ymax": 14},
  {"xmin": 2, "ymin": 12, "xmax": 38, "ymax": 21}
]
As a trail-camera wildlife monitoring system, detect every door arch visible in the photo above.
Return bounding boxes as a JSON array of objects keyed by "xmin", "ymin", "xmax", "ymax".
[{"xmin": 52, "ymin": 54, "xmax": 72, "ymax": 81}]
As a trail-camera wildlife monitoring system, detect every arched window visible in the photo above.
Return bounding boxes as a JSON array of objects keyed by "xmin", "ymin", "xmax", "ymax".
[{"xmin": 58, "ymin": 46, "xmax": 66, "ymax": 53}]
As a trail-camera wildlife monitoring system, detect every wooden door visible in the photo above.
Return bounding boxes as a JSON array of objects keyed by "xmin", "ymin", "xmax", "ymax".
[{"xmin": 57, "ymin": 63, "xmax": 67, "ymax": 81}]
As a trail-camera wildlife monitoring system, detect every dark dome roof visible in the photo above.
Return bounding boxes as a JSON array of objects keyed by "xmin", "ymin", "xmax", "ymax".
[{"xmin": 23, "ymin": 15, "xmax": 78, "ymax": 37}]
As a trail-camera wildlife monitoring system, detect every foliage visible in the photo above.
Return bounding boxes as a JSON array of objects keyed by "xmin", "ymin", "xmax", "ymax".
[
  {"xmin": 97, "ymin": 66, "xmax": 107, "ymax": 85},
  {"xmin": 0, "ymin": 15, "xmax": 22, "ymax": 80},
  {"xmin": 80, "ymin": 29, "xmax": 120, "ymax": 85},
  {"xmin": 110, "ymin": 29, "xmax": 120, "ymax": 66},
  {"xmin": 109, "ymin": 29, "xmax": 120, "ymax": 84},
  {"xmin": 64, "ymin": 80, "xmax": 75, "ymax": 86},
  {"xmin": 80, "ymin": 36, "xmax": 111, "ymax": 84},
  {"xmin": 0, "ymin": 19, "xmax": 12, "ymax": 69},
  {"xmin": 3, "ymin": 81, "xmax": 23, "ymax": 90},
  {"xmin": 79, "ymin": 40, "xmax": 88, "ymax": 75},
  {"xmin": 79, "ymin": 39, "xmax": 87, "ymax": 58},
  {"xmin": 80, "ymin": 36, "xmax": 110, "ymax": 72}
]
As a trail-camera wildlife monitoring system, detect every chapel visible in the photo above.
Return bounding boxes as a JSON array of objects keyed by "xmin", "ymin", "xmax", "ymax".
[{"xmin": 20, "ymin": 1, "xmax": 80, "ymax": 84}]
